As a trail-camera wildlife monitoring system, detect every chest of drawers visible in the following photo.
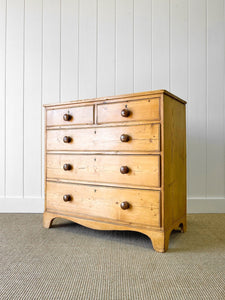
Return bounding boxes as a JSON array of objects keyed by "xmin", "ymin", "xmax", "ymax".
[{"xmin": 43, "ymin": 90, "xmax": 187, "ymax": 252}]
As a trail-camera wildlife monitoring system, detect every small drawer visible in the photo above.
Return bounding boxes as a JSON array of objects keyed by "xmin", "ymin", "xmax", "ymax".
[
  {"xmin": 46, "ymin": 105, "xmax": 94, "ymax": 127},
  {"xmin": 46, "ymin": 182, "xmax": 161, "ymax": 227},
  {"xmin": 47, "ymin": 124, "xmax": 160, "ymax": 152},
  {"xmin": 97, "ymin": 98, "xmax": 160, "ymax": 124},
  {"xmin": 47, "ymin": 154, "xmax": 160, "ymax": 188}
]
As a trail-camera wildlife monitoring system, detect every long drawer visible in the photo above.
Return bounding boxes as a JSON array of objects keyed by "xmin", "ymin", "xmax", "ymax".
[
  {"xmin": 46, "ymin": 181, "xmax": 160, "ymax": 227},
  {"xmin": 46, "ymin": 124, "xmax": 160, "ymax": 152},
  {"xmin": 47, "ymin": 154, "xmax": 160, "ymax": 188}
]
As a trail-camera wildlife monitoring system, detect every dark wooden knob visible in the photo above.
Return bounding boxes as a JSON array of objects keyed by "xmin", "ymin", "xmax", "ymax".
[
  {"xmin": 120, "ymin": 134, "xmax": 130, "ymax": 142},
  {"xmin": 63, "ymin": 136, "xmax": 72, "ymax": 143},
  {"xmin": 120, "ymin": 166, "xmax": 129, "ymax": 174},
  {"xmin": 63, "ymin": 163, "xmax": 72, "ymax": 171},
  {"xmin": 63, "ymin": 194, "xmax": 72, "ymax": 202},
  {"xmin": 63, "ymin": 113, "xmax": 72, "ymax": 121},
  {"xmin": 121, "ymin": 108, "xmax": 130, "ymax": 117},
  {"xmin": 120, "ymin": 201, "xmax": 130, "ymax": 210}
]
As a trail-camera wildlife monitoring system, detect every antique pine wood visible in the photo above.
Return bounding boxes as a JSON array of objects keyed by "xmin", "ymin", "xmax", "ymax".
[
  {"xmin": 43, "ymin": 89, "xmax": 187, "ymax": 252},
  {"xmin": 47, "ymin": 154, "xmax": 160, "ymax": 188},
  {"xmin": 46, "ymin": 124, "xmax": 160, "ymax": 152}
]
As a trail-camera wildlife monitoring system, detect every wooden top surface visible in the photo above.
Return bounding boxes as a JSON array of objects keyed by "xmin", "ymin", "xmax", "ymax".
[{"xmin": 43, "ymin": 89, "xmax": 187, "ymax": 108}]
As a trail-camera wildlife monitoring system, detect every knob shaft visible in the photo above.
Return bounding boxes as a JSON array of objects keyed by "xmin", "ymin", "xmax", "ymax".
[
  {"xmin": 120, "ymin": 166, "xmax": 129, "ymax": 174},
  {"xmin": 63, "ymin": 113, "xmax": 72, "ymax": 121},
  {"xmin": 63, "ymin": 163, "xmax": 72, "ymax": 171},
  {"xmin": 63, "ymin": 194, "xmax": 72, "ymax": 202},
  {"xmin": 120, "ymin": 201, "xmax": 130, "ymax": 210},
  {"xmin": 121, "ymin": 108, "xmax": 130, "ymax": 117},
  {"xmin": 63, "ymin": 136, "xmax": 72, "ymax": 143},
  {"xmin": 120, "ymin": 134, "xmax": 130, "ymax": 142}
]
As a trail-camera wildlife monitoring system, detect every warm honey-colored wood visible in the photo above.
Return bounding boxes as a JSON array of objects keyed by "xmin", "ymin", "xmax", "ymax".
[
  {"xmin": 46, "ymin": 181, "xmax": 161, "ymax": 227},
  {"xmin": 43, "ymin": 212, "xmax": 186, "ymax": 252},
  {"xmin": 163, "ymin": 95, "xmax": 186, "ymax": 229},
  {"xmin": 47, "ymin": 124, "xmax": 160, "ymax": 152},
  {"xmin": 43, "ymin": 89, "xmax": 186, "ymax": 108},
  {"xmin": 47, "ymin": 105, "xmax": 94, "ymax": 126},
  {"xmin": 43, "ymin": 90, "xmax": 186, "ymax": 252},
  {"xmin": 97, "ymin": 98, "xmax": 160, "ymax": 124},
  {"xmin": 47, "ymin": 154, "xmax": 160, "ymax": 188}
]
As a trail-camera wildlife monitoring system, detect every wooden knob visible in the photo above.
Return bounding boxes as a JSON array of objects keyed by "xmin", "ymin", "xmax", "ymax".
[
  {"xmin": 63, "ymin": 194, "xmax": 72, "ymax": 202},
  {"xmin": 121, "ymin": 108, "xmax": 130, "ymax": 117},
  {"xmin": 63, "ymin": 113, "xmax": 72, "ymax": 121},
  {"xmin": 120, "ymin": 134, "xmax": 130, "ymax": 142},
  {"xmin": 120, "ymin": 201, "xmax": 130, "ymax": 210},
  {"xmin": 63, "ymin": 136, "xmax": 72, "ymax": 143},
  {"xmin": 63, "ymin": 163, "xmax": 72, "ymax": 171},
  {"xmin": 120, "ymin": 166, "xmax": 129, "ymax": 174}
]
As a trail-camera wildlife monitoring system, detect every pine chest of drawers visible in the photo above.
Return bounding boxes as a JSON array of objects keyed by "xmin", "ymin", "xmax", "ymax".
[{"xmin": 43, "ymin": 90, "xmax": 187, "ymax": 252}]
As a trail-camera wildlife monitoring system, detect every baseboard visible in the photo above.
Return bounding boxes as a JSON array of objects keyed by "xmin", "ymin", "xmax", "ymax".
[
  {"xmin": 187, "ymin": 198, "xmax": 225, "ymax": 213},
  {"xmin": 0, "ymin": 197, "xmax": 44, "ymax": 213},
  {"xmin": 0, "ymin": 197, "xmax": 224, "ymax": 213}
]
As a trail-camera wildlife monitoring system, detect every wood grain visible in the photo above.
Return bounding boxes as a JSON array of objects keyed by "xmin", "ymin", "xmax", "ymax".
[
  {"xmin": 97, "ymin": 98, "xmax": 160, "ymax": 124},
  {"xmin": 46, "ymin": 181, "xmax": 161, "ymax": 227},
  {"xmin": 163, "ymin": 94, "xmax": 186, "ymax": 228},
  {"xmin": 47, "ymin": 154, "xmax": 160, "ymax": 188},
  {"xmin": 47, "ymin": 124, "xmax": 160, "ymax": 152},
  {"xmin": 44, "ymin": 90, "xmax": 187, "ymax": 253},
  {"xmin": 47, "ymin": 105, "xmax": 94, "ymax": 126},
  {"xmin": 43, "ymin": 212, "xmax": 186, "ymax": 253}
]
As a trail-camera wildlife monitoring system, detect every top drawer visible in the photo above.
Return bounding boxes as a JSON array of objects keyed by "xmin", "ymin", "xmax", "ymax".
[
  {"xmin": 46, "ymin": 105, "xmax": 94, "ymax": 127},
  {"xmin": 97, "ymin": 98, "xmax": 160, "ymax": 124}
]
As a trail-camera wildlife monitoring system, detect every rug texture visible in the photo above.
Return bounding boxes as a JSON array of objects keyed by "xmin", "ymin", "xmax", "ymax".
[{"xmin": 0, "ymin": 214, "xmax": 224, "ymax": 300}]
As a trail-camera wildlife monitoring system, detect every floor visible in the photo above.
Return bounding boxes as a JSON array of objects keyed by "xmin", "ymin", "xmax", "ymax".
[{"xmin": 0, "ymin": 214, "xmax": 225, "ymax": 300}]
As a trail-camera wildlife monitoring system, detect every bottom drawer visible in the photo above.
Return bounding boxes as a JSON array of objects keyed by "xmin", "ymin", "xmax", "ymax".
[{"xmin": 46, "ymin": 181, "xmax": 160, "ymax": 227}]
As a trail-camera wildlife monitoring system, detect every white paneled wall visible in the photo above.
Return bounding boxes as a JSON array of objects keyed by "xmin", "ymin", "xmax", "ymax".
[{"xmin": 0, "ymin": 0, "xmax": 224, "ymax": 213}]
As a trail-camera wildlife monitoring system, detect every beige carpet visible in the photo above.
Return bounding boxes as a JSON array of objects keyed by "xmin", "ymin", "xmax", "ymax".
[{"xmin": 0, "ymin": 214, "xmax": 224, "ymax": 300}]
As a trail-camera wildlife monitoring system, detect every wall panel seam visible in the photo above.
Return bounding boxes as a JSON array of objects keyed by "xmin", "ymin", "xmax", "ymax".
[
  {"xmin": 224, "ymin": 0, "xmax": 225, "ymax": 198},
  {"xmin": 187, "ymin": 0, "xmax": 190, "ymax": 198},
  {"xmin": 41, "ymin": 0, "xmax": 44, "ymax": 197},
  {"xmin": 169, "ymin": 0, "xmax": 171, "ymax": 90},
  {"xmin": 59, "ymin": 0, "xmax": 62, "ymax": 102},
  {"xmin": 205, "ymin": 0, "xmax": 208, "ymax": 199},
  {"xmin": 150, "ymin": 0, "xmax": 152, "ymax": 90},
  {"xmin": 114, "ymin": 0, "xmax": 117, "ymax": 95},
  {"xmin": 77, "ymin": 0, "xmax": 80, "ymax": 99},
  {"xmin": 133, "ymin": 0, "xmax": 134, "ymax": 93},
  {"xmin": 4, "ymin": 0, "xmax": 7, "ymax": 198},
  {"xmin": 22, "ymin": 0, "xmax": 25, "ymax": 198},
  {"xmin": 96, "ymin": 0, "xmax": 98, "ymax": 97}
]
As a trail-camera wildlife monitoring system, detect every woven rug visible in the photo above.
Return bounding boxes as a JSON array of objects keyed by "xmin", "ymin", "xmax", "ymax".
[{"xmin": 0, "ymin": 214, "xmax": 224, "ymax": 299}]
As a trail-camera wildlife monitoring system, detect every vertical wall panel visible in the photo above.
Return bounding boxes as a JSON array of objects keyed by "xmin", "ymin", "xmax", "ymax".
[
  {"xmin": 97, "ymin": 0, "xmax": 115, "ymax": 97},
  {"xmin": 170, "ymin": 0, "xmax": 188, "ymax": 99},
  {"xmin": 0, "ymin": 0, "xmax": 6, "ymax": 196},
  {"xmin": 188, "ymin": 0, "xmax": 207, "ymax": 198},
  {"xmin": 116, "ymin": 0, "xmax": 134, "ymax": 94},
  {"xmin": 134, "ymin": 0, "xmax": 152, "ymax": 92},
  {"xmin": 24, "ymin": 0, "xmax": 42, "ymax": 197},
  {"xmin": 42, "ymin": 0, "xmax": 60, "ymax": 104},
  {"xmin": 61, "ymin": 0, "xmax": 79, "ymax": 101},
  {"xmin": 79, "ymin": 0, "xmax": 97, "ymax": 99},
  {"xmin": 152, "ymin": 0, "xmax": 170, "ymax": 90},
  {"xmin": 0, "ymin": 0, "xmax": 225, "ymax": 212},
  {"xmin": 206, "ymin": 0, "xmax": 225, "ymax": 197},
  {"xmin": 5, "ymin": 0, "xmax": 24, "ymax": 197}
]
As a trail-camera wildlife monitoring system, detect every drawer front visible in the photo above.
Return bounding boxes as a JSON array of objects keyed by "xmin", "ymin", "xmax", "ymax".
[
  {"xmin": 46, "ymin": 182, "xmax": 160, "ymax": 227},
  {"xmin": 97, "ymin": 98, "xmax": 160, "ymax": 124},
  {"xmin": 47, "ymin": 154, "xmax": 160, "ymax": 188},
  {"xmin": 47, "ymin": 124, "xmax": 160, "ymax": 152},
  {"xmin": 46, "ymin": 105, "xmax": 94, "ymax": 126}
]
